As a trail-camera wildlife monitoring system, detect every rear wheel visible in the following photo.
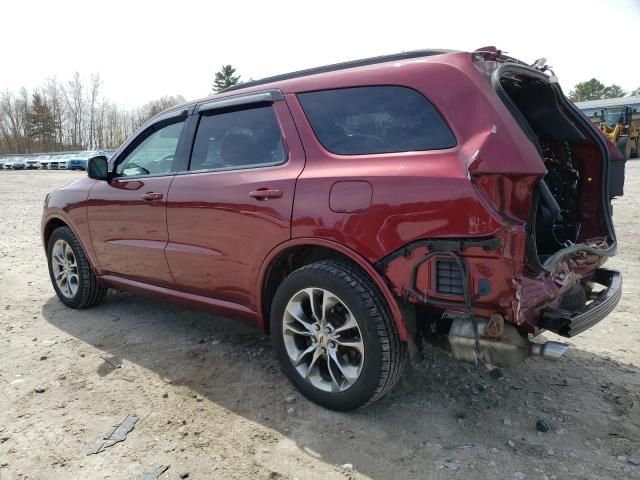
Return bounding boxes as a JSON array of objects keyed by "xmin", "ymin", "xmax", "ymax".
[
  {"xmin": 617, "ymin": 137, "xmax": 632, "ymax": 160},
  {"xmin": 47, "ymin": 226, "xmax": 107, "ymax": 309},
  {"xmin": 270, "ymin": 260, "xmax": 406, "ymax": 410}
]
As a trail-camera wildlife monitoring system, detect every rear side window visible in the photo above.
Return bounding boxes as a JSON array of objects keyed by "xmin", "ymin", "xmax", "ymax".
[
  {"xmin": 298, "ymin": 86, "xmax": 456, "ymax": 155},
  {"xmin": 189, "ymin": 106, "xmax": 286, "ymax": 171}
]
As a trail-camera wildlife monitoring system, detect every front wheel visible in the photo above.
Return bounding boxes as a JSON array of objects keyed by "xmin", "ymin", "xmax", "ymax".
[
  {"xmin": 270, "ymin": 261, "xmax": 406, "ymax": 410},
  {"xmin": 47, "ymin": 226, "xmax": 107, "ymax": 308}
]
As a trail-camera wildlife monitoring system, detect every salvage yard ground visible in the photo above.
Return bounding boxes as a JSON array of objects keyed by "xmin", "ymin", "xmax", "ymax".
[{"xmin": 0, "ymin": 166, "xmax": 639, "ymax": 480}]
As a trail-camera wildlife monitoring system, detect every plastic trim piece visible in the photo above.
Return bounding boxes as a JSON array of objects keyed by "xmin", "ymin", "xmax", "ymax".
[
  {"xmin": 375, "ymin": 237, "xmax": 501, "ymax": 271},
  {"xmin": 197, "ymin": 90, "xmax": 284, "ymax": 114}
]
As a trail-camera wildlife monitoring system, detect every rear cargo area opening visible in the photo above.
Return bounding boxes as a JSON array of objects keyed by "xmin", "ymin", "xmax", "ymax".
[{"xmin": 497, "ymin": 70, "xmax": 613, "ymax": 269}]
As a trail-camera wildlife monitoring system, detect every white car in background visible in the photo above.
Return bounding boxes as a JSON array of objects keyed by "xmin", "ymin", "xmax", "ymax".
[
  {"xmin": 40, "ymin": 155, "xmax": 62, "ymax": 169},
  {"xmin": 11, "ymin": 158, "xmax": 27, "ymax": 170},
  {"xmin": 26, "ymin": 155, "xmax": 45, "ymax": 169},
  {"xmin": 45, "ymin": 154, "xmax": 72, "ymax": 170},
  {"xmin": 29, "ymin": 154, "xmax": 51, "ymax": 169},
  {"xmin": 39, "ymin": 158, "xmax": 53, "ymax": 169},
  {"xmin": 56, "ymin": 153, "xmax": 75, "ymax": 169},
  {"xmin": 2, "ymin": 157, "xmax": 18, "ymax": 169}
]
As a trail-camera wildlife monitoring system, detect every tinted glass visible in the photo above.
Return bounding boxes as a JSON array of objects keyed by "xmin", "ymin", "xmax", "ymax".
[
  {"xmin": 298, "ymin": 86, "xmax": 456, "ymax": 155},
  {"xmin": 189, "ymin": 106, "xmax": 286, "ymax": 171},
  {"xmin": 116, "ymin": 120, "xmax": 184, "ymax": 177}
]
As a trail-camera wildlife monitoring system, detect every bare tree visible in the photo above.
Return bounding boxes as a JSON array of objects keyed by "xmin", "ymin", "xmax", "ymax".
[
  {"xmin": 0, "ymin": 90, "xmax": 24, "ymax": 152},
  {"xmin": 18, "ymin": 87, "xmax": 31, "ymax": 152},
  {"xmin": 44, "ymin": 78, "xmax": 65, "ymax": 150},
  {"xmin": 0, "ymin": 72, "xmax": 186, "ymax": 154},
  {"xmin": 64, "ymin": 72, "xmax": 84, "ymax": 149},
  {"xmin": 87, "ymin": 73, "xmax": 101, "ymax": 149}
]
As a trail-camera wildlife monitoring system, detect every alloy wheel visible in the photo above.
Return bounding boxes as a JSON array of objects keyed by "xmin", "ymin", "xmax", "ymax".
[
  {"xmin": 282, "ymin": 288, "xmax": 365, "ymax": 392},
  {"xmin": 50, "ymin": 239, "xmax": 79, "ymax": 298}
]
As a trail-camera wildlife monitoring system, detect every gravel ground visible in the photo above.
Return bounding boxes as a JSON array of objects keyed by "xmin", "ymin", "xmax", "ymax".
[{"xmin": 0, "ymin": 166, "xmax": 639, "ymax": 480}]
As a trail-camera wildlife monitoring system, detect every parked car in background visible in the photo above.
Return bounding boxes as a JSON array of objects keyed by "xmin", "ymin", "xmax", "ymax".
[
  {"xmin": 47, "ymin": 154, "xmax": 74, "ymax": 170},
  {"xmin": 11, "ymin": 158, "xmax": 27, "ymax": 170},
  {"xmin": 41, "ymin": 47, "xmax": 624, "ymax": 410},
  {"xmin": 68, "ymin": 156, "xmax": 88, "ymax": 170},
  {"xmin": 34, "ymin": 155, "xmax": 53, "ymax": 168},
  {"xmin": 35, "ymin": 155, "xmax": 50, "ymax": 169},
  {"xmin": 26, "ymin": 156, "xmax": 43, "ymax": 169},
  {"xmin": 57, "ymin": 157, "xmax": 69, "ymax": 169},
  {"xmin": 1, "ymin": 157, "xmax": 17, "ymax": 169},
  {"xmin": 68, "ymin": 151, "xmax": 99, "ymax": 171}
]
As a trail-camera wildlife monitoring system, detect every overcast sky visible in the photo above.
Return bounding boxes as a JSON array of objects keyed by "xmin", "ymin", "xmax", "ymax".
[{"xmin": 3, "ymin": 0, "xmax": 639, "ymax": 107}]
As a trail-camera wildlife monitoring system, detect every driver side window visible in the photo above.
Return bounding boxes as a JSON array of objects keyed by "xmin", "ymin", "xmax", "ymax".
[{"xmin": 115, "ymin": 120, "xmax": 185, "ymax": 177}]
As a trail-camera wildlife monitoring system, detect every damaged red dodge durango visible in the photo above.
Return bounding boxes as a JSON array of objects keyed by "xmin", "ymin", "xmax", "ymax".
[{"xmin": 42, "ymin": 47, "xmax": 625, "ymax": 410}]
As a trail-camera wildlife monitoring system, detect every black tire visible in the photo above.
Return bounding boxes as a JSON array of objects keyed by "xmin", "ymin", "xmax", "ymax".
[
  {"xmin": 270, "ymin": 260, "xmax": 406, "ymax": 410},
  {"xmin": 617, "ymin": 137, "xmax": 631, "ymax": 160},
  {"xmin": 47, "ymin": 226, "xmax": 107, "ymax": 309}
]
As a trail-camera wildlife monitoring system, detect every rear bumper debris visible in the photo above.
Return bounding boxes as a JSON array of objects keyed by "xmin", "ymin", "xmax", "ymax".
[{"xmin": 540, "ymin": 268, "xmax": 622, "ymax": 337}]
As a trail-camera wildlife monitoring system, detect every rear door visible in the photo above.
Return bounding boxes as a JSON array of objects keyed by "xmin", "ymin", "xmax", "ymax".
[
  {"xmin": 165, "ymin": 91, "xmax": 305, "ymax": 312},
  {"xmin": 87, "ymin": 110, "xmax": 190, "ymax": 286}
]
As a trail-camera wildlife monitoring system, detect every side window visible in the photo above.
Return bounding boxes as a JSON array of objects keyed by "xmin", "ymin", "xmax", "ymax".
[
  {"xmin": 189, "ymin": 105, "xmax": 286, "ymax": 172},
  {"xmin": 298, "ymin": 86, "xmax": 456, "ymax": 155},
  {"xmin": 115, "ymin": 120, "xmax": 185, "ymax": 177}
]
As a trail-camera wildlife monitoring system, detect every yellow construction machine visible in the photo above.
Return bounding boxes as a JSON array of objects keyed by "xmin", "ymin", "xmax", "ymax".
[{"xmin": 597, "ymin": 105, "xmax": 639, "ymax": 160}]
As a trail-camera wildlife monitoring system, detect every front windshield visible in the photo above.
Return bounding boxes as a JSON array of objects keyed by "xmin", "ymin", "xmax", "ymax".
[{"xmin": 603, "ymin": 107, "xmax": 624, "ymax": 127}]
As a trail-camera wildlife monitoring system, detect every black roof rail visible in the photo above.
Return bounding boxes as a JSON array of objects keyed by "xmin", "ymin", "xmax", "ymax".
[{"xmin": 221, "ymin": 49, "xmax": 455, "ymax": 93}]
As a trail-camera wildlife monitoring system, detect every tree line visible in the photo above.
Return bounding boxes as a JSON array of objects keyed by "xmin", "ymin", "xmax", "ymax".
[
  {"xmin": 0, "ymin": 65, "xmax": 243, "ymax": 155},
  {"xmin": 0, "ymin": 73, "xmax": 184, "ymax": 155},
  {"xmin": 569, "ymin": 79, "xmax": 640, "ymax": 102}
]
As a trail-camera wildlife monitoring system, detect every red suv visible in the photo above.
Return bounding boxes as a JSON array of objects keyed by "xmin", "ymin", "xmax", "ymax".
[{"xmin": 42, "ymin": 47, "xmax": 624, "ymax": 410}]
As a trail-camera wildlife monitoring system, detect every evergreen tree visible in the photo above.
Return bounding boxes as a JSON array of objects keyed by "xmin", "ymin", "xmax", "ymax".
[
  {"xmin": 602, "ymin": 84, "xmax": 626, "ymax": 99},
  {"xmin": 27, "ymin": 91, "xmax": 56, "ymax": 150},
  {"xmin": 213, "ymin": 65, "xmax": 241, "ymax": 92},
  {"xmin": 569, "ymin": 79, "xmax": 627, "ymax": 102}
]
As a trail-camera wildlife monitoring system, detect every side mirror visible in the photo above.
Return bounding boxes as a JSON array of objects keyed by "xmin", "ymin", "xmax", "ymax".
[{"xmin": 87, "ymin": 156, "xmax": 109, "ymax": 180}]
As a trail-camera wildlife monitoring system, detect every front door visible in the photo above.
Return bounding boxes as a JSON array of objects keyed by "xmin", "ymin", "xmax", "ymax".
[
  {"xmin": 87, "ymin": 114, "xmax": 188, "ymax": 286},
  {"xmin": 165, "ymin": 97, "xmax": 305, "ymax": 312}
]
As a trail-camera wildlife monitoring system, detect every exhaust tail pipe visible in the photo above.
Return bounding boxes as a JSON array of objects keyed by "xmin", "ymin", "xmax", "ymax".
[{"xmin": 530, "ymin": 341, "xmax": 569, "ymax": 361}]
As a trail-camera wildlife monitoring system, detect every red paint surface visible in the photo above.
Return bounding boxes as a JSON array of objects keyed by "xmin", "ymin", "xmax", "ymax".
[
  {"xmin": 87, "ymin": 176, "xmax": 175, "ymax": 286},
  {"xmin": 329, "ymin": 181, "xmax": 373, "ymax": 214},
  {"xmin": 165, "ymin": 103, "xmax": 305, "ymax": 312}
]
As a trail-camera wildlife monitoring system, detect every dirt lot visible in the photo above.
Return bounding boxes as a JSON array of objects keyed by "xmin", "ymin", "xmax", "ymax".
[{"xmin": 0, "ymin": 167, "xmax": 639, "ymax": 480}]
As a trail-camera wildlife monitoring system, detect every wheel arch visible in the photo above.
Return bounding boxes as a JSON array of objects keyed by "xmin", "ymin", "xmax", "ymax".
[
  {"xmin": 42, "ymin": 216, "xmax": 69, "ymax": 248},
  {"xmin": 42, "ymin": 213, "xmax": 101, "ymax": 274},
  {"xmin": 258, "ymin": 238, "xmax": 408, "ymax": 341}
]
